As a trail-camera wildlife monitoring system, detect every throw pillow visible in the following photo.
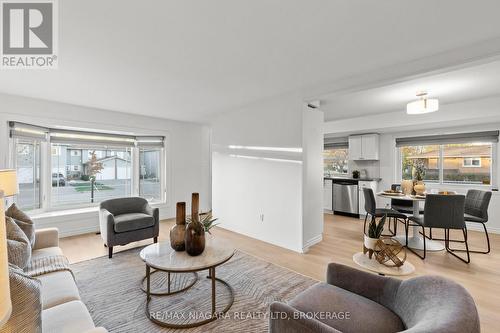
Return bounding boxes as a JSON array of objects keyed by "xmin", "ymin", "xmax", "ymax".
[
  {"xmin": 0, "ymin": 264, "xmax": 42, "ymax": 333},
  {"xmin": 6, "ymin": 203, "xmax": 36, "ymax": 248},
  {"xmin": 5, "ymin": 217, "xmax": 32, "ymax": 269}
]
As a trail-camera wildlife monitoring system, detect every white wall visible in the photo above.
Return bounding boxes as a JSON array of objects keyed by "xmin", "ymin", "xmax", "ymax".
[
  {"xmin": 210, "ymin": 92, "xmax": 323, "ymax": 253},
  {"xmin": 301, "ymin": 106, "xmax": 324, "ymax": 249},
  {"xmin": 324, "ymin": 96, "xmax": 500, "ymax": 233},
  {"xmin": 0, "ymin": 93, "xmax": 210, "ymax": 237}
]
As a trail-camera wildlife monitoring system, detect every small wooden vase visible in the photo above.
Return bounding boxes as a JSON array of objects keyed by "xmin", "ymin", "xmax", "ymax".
[
  {"xmin": 170, "ymin": 202, "xmax": 186, "ymax": 251},
  {"xmin": 185, "ymin": 193, "xmax": 205, "ymax": 256}
]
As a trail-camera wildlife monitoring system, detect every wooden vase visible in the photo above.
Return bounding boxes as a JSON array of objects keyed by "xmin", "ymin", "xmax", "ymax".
[
  {"xmin": 170, "ymin": 202, "xmax": 186, "ymax": 251},
  {"xmin": 185, "ymin": 193, "xmax": 205, "ymax": 256}
]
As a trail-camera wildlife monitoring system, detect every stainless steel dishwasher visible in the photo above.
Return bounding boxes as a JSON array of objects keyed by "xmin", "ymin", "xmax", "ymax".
[{"xmin": 333, "ymin": 181, "xmax": 359, "ymax": 215}]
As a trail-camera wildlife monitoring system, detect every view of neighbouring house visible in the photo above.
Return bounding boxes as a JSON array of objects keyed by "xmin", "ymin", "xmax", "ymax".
[{"xmin": 401, "ymin": 143, "xmax": 492, "ymax": 184}]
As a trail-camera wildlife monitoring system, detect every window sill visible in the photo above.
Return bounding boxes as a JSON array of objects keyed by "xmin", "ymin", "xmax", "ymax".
[{"xmin": 30, "ymin": 201, "xmax": 167, "ymax": 220}]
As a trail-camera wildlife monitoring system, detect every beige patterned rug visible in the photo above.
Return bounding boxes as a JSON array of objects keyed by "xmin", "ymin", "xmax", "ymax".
[{"xmin": 72, "ymin": 246, "xmax": 318, "ymax": 332}]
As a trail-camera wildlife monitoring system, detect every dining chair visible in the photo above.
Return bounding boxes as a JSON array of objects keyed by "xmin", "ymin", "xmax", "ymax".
[
  {"xmin": 390, "ymin": 183, "xmax": 423, "ymax": 234},
  {"xmin": 362, "ymin": 188, "xmax": 407, "ymax": 237},
  {"xmin": 462, "ymin": 189, "xmax": 492, "ymax": 254},
  {"xmin": 407, "ymin": 194, "xmax": 470, "ymax": 263}
]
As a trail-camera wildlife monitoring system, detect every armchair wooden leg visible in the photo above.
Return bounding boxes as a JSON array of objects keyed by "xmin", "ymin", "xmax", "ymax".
[
  {"xmin": 154, "ymin": 237, "xmax": 158, "ymax": 243},
  {"xmin": 108, "ymin": 247, "xmax": 113, "ymax": 259}
]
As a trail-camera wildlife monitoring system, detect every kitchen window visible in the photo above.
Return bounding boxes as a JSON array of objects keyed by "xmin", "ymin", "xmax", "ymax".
[
  {"xmin": 396, "ymin": 131, "xmax": 498, "ymax": 186},
  {"xmin": 324, "ymin": 148, "xmax": 349, "ymax": 176}
]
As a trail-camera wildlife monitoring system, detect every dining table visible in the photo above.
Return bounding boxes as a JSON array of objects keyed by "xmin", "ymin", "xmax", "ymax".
[{"xmin": 377, "ymin": 192, "xmax": 445, "ymax": 251}]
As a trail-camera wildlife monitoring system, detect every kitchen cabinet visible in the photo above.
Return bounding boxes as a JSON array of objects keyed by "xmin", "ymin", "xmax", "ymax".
[
  {"xmin": 348, "ymin": 134, "xmax": 379, "ymax": 160},
  {"xmin": 324, "ymin": 179, "xmax": 333, "ymax": 211},
  {"xmin": 358, "ymin": 180, "xmax": 378, "ymax": 219}
]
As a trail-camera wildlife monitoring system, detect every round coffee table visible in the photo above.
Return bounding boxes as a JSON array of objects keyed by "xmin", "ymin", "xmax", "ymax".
[{"xmin": 140, "ymin": 239, "xmax": 235, "ymax": 328}]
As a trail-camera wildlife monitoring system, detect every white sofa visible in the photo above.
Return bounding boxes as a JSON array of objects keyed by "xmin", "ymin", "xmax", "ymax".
[{"xmin": 33, "ymin": 228, "xmax": 107, "ymax": 333}]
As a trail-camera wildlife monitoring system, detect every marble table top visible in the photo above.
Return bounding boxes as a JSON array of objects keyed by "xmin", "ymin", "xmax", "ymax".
[
  {"xmin": 377, "ymin": 192, "xmax": 426, "ymax": 201},
  {"xmin": 140, "ymin": 238, "xmax": 235, "ymax": 272}
]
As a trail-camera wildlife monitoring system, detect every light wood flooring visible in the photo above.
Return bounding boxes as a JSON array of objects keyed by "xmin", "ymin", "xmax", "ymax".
[{"xmin": 60, "ymin": 214, "xmax": 500, "ymax": 332}]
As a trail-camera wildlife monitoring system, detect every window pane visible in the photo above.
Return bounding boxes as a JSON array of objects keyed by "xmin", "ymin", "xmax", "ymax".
[
  {"xmin": 324, "ymin": 148, "xmax": 348, "ymax": 176},
  {"xmin": 139, "ymin": 148, "xmax": 162, "ymax": 202},
  {"xmin": 400, "ymin": 145, "xmax": 440, "ymax": 182},
  {"xmin": 15, "ymin": 139, "xmax": 41, "ymax": 210},
  {"xmin": 443, "ymin": 143, "xmax": 492, "ymax": 185},
  {"xmin": 51, "ymin": 144, "xmax": 132, "ymax": 207}
]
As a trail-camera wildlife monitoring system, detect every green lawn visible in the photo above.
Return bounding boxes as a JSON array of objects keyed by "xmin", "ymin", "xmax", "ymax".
[{"xmin": 73, "ymin": 184, "xmax": 113, "ymax": 192}]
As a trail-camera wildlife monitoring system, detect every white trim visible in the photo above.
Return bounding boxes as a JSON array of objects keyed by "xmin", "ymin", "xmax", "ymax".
[
  {"xmin": 467, "ymin": 222, "xmax": 500, "ymax": 235},
  {"xmin": 302, "ymin": 234, "xmax": 323, "ymax": 253}
]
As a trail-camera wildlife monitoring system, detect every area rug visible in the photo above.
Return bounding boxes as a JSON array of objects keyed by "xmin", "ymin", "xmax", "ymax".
[{"xmin": 71, "ymin": 246, "xmax": 318, "ymax": 332}]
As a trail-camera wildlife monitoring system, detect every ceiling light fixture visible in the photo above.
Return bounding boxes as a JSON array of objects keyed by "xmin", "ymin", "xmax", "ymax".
[{"xmin": 406, "ymin": 91, "xmax": 439, "ymax": 115}]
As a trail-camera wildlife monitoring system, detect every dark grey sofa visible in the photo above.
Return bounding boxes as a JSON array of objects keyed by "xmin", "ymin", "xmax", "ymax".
[
  {"xmin": 99, "ymin": 197, "xmax": 159, "ymax": 258},
  {"xmin": 270, "ymin": 263, "xmax": 479, "ymax": 333}
]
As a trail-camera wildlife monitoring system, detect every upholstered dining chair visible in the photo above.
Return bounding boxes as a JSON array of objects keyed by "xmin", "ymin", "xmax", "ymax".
[
  {"xmin": 463, "ymin": 189, "xmax": 492, "ymax": 254},
  {"xmin": 408, "ymin": 194, "xmax": 470, "ymax": 263},
  {"xmin": 362, "ymin": 188, "xmax": 407, "ymax": 237}
]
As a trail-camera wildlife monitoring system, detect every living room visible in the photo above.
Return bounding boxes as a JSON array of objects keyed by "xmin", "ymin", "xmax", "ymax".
[{"xmin": 1, "ymin": 1, "xmax": 500, "ymax": 333}]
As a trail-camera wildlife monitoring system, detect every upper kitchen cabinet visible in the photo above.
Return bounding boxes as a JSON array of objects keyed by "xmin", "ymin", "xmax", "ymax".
[{"xmin": 348, "ymin": 134, "xmax": 379, "ymax": 160}]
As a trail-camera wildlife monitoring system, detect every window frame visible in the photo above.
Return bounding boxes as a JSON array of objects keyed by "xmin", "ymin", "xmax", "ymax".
[
  {"xmin": 462, "ymin": 157, "xmax": 481, "ymax": 168},
  {"xmin": 398, "ymin": 142, "xmax": 496, "ymax": 187}
]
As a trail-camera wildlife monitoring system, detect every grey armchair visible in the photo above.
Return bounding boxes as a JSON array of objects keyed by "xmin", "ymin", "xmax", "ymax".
[
  {"xmin": 99, "ymin": 197, "xmax": 159, "ymax": 258},
  {"xmin": 270, "ymin": 263, "xmax": 480, "ymax": 333}
]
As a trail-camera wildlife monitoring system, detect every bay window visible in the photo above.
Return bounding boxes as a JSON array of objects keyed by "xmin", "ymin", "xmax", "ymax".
[
  {"xmin": 396, "ymin": 131, "xmax": 498, "ymax": 186},
  {"xmin": 9, "ymin": 122, "xmax": 165, "ymax": 212}
]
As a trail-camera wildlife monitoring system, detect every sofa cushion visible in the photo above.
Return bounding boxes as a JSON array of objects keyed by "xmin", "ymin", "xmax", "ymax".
[
  {"xmin": 6, "ymin": 217, "xmax": 32, "ymax": 269},
  {"xmin": 38, "ymin": 270, "xmax": 80, "ymax": 310},
  {"xmin": 114, "ymin": 213, "xmax": 154, "ymax": 233},
  {"xmin": 6, "ymin": 203, "xmax": 36, "ymax": 247},
  {"xmin": 289, "ymin": 283, "xmax": 405, "ymax": 333},
  {"xmin": 42, "ymin": 300, "xmax": 95, "ymax": 333},
  {"xmin": 31, "ymin": 246, "xmax": 64, "ymax": 261}
]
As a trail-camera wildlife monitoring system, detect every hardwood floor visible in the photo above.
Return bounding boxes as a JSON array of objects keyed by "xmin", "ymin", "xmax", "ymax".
[{"xmin": 60, "ymin": 214, "xmax": 500, "ymax": 333}]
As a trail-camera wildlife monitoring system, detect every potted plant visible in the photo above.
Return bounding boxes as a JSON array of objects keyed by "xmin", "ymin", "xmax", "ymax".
[
  {"xmin": 364, "ymin": 215, "xmax": 387, "ymax": 259},
  {"xmin": 352, "ymin": 170, "xmax": 360, "ymax": 179},
  {"xmin": 412, "ymin": 159, "xmax": 426, "ymax": 195}
]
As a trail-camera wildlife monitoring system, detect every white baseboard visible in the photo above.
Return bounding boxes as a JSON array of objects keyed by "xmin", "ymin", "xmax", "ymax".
[
  {"xmin": 302, "ymin": 234, "xmax": 323, "ymax": 253},
  {"xmin": 466, "ymin": 222, "xmax": 500, "ymax": 234}
]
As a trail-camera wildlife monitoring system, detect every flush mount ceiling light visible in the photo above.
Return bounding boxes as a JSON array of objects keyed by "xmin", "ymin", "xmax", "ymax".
[{"xmin": 406, "ymin": 91, "xmax": 439, "ymax": 115}]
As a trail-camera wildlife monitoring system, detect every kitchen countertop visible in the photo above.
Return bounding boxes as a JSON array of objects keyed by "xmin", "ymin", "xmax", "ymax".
[{"xmin": 324, "ymin": 176, "xmax": 382, "ymax": 182}]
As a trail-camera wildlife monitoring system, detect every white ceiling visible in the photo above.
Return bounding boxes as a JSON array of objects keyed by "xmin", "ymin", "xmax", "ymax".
[
  {"xmin": 2, "ymin": 1, "xmax": 500, "ymax": 122},
  {"xmin": 320, "ymin": 60, "xmax": 500, "ymax": 121}
]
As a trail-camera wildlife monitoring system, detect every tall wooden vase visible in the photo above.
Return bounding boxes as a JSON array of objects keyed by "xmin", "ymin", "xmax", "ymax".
[
  {"xmin": 185, "ymin": 193, "xmax": 205, "ymax": 256},
  {"xmin": 170, "ymin": 202, "xmax": 186, "ymax": 251}
]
